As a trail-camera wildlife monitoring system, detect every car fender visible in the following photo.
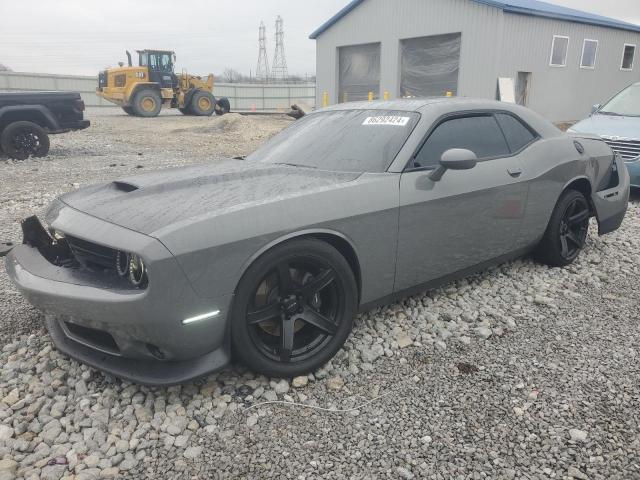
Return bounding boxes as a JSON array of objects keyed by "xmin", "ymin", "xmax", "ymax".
[
  {"xmin": 0, "ymin": 105, "xmax": 60, "ymax": 131},
  {"xmin": 235, "ymin": 228, "xmax": 361, "ymax": 291},
  {"xmin": 561, "ymin": 175, "xmax": 593, "ymax": 197}
]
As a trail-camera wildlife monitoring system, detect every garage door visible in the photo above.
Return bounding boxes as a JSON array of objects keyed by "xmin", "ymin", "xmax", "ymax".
[
  {"xmin": 338, "ymin": 43, "xmax": 381, "ymax": 103},
  {"xmin": 400, "ymin": 33, "xmax": 461, "ymax": 98}
]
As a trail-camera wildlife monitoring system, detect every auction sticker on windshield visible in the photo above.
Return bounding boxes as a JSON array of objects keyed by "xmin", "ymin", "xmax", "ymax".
[{"xmin": 362, "ymin": 116, "xmax": 411, "ymax": 126}]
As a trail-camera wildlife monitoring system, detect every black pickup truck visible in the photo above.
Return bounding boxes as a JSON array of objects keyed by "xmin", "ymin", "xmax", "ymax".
[{"xmin": 0, "ymin": 91, "xmax": 90, "ymax": 160}]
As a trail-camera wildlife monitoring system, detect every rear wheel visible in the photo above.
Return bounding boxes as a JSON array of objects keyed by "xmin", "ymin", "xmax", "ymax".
[
  {"xmin": 190, "ymin": 90, "xmax": 215, "ymax": 116},
  {"xmin": 131, "ymin": 89, "xmax": 162, "ymax": 117},
  {"xmin": 231, "ymin": 239, "xmax": 357, "ymax": 377},
  {"xmin": 178, "ymin": 106, "xmax": 192, "ymax": 115},
  {"xmin": 215, "ymin": 97, "xmax": 231, "ymax": 116},
  {"xmin": 0, "ymin": 121, "xmax": 50, "ymax": 160},
  {"xmin": 122, "ymin": 106, "xmax": 136, "ymax": 116},
  {"xmin": 535, "ymin": 189, "xmax": 591, "ymax": 267}
]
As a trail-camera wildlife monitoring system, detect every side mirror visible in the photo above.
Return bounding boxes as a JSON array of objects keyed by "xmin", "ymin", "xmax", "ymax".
[
  {"xmin": 429, "ymin": 149, "xmax": 477, "ymax": 181},
  {"xmin": 591, "ymin": 104, "xmax": 601, "ymax": 115}
]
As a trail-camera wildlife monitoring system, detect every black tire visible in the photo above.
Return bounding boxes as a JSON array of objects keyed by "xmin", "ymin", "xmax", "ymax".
[
  {"xmin": 178, "ymin": 106, "xmax": 192, "ymax": 115},
  {"xmin": 122, "ymin": 106, "xmax": 136, "ymax": 116},
  {"xmin": 190, "ymin": 90, "xmax": 216, "ymax": 116},
  {"xmin": 535, "ymin": 189, "xmax": 591, "ymax": 267},
  {"xmin": 231, "ymin": 238, "xmax": 357, "ymax": 378},
  {"xmin": 215, "ymin": 97, "xmax": 231, "ymax": 116},
  {"xmin": 0, "ymin": 121, "xmax": 50, "ymax": 160},
  {"xmin": 131, "ymin": 89, "xmax": 162, "ymax": 117}
]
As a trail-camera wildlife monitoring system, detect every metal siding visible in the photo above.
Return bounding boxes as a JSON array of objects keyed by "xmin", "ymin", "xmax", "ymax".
[
  {"xmin": 315, "ymin": 0, "xmax": 640, "ymax": 122},
  {"xmin": 499, "ymin": 13, "xmax": 640, "ymax": 121},
  {"xmin": 310, "ymin": 0, "xmax": 640, "ymax": 39},
  {"xmin": 0, "ymin": 72, "xmax": 315, "ymax": 112},
  {"xmin": 315, "ymin": 0, "xmax": 503, "ymax": 105}
]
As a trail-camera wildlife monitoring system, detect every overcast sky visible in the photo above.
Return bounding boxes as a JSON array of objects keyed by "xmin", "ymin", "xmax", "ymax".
[{"xmin": 1, "ymin": 0, "xmax": 639, "ymax": 76}]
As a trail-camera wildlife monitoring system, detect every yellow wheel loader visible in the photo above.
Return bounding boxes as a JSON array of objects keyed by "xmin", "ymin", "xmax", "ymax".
[{"xmin": 97, "ymin": 50, "xmax": 230, "ymax": 117}]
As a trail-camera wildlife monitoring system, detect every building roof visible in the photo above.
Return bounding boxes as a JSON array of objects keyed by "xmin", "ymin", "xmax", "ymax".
[{"xmin": 309, "ymin": 0, "xmax": 640, "ymax": 39}]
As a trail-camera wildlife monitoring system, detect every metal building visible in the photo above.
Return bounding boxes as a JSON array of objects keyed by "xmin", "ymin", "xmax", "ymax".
[{"xmin": 311, "ymin": 0, "xmax": 640, "ymax": 122}]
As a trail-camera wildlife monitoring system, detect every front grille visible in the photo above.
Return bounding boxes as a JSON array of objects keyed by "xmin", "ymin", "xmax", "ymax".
[
  {"xmin": 65, "ymin": 235, "xmax": 117, "ymax": 271},
  {"xmin": 602, "ymin": 137, "xmax": 640, "ymax": 161},
  {"xmin": 114, "ymin": 74, "xmax": 126, "ymax": 88},
  {"xmin": 65, "ymin": 321, "xmax": 120, "ymax": 354}
]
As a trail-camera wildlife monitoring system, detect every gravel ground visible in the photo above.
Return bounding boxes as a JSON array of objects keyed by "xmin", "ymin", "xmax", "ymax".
[{"xmin": 0, "ymin": 109, "xmax": 639, "ymax": 480}]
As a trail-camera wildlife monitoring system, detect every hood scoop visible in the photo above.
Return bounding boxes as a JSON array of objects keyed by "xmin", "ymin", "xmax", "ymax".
[{"xmin": 112, "ymin": 181, "xmax": 139, "ymax": 193}]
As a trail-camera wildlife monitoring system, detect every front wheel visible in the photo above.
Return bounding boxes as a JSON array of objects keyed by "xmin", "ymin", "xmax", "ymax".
[
  {"xmin": 131, "ymin": 89, "xmax": 162, "ymax": 117},
  {"xmin": 0, "ymin": 121, "xmax": 50, "ymax": 160},
  {"xmin": 231, "ymin": 238, "xmax": 357, "ymax": 378},
  {"xmin": 122, "ymin": 106, "xmax": 136, "ymax": 116},
  {"xmin": 190, "ymin": 90, "xmax": 215, "ymax": 116},
  {"xmin": 535, "ymin": 189, "xmax": 591, "ymax": 267}
]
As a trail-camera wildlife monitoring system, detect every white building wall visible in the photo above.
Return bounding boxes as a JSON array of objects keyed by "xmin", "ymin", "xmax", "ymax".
[
  {"xmin": 315, "ymin": 0, "xmax": 504, "ymax": 105},
  {"xmin": 498, "ymin": 13, "xmax": 640, "ymax": 121},
  {"xmin": 314, "ymin": 0, "xmax": 640, "ymax": 122}
]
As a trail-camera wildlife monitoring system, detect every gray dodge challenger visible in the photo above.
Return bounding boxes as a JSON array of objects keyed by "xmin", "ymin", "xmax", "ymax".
[{"xmin": 5, "ymin": 98, "xmax": 630, "ymax": 385}]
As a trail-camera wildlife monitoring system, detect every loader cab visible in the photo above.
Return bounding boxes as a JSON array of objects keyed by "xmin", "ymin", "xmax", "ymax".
[{"xmin": 138, "ymin": 50, "xmax": 178, "ymax": 89}]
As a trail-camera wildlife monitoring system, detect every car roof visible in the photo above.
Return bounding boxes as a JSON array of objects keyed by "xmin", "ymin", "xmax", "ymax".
[{"xmin": 318, "ymin": 97, "xmax": 524, "ymax": 113}]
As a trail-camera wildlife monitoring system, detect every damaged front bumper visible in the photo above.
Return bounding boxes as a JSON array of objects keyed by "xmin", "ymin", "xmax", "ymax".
[
  {"xmin": 5, "ymin": 208, "xmax": 233, "ymax": 385},
  {"xmin": 593, "ymin": 155, "xmax": 631, "ymax": 235}
]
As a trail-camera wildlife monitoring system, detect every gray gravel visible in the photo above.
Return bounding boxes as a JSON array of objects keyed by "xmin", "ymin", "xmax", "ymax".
[{"xmin": 1, "ymin": 109, "xmax": 639, "ymax": 479}]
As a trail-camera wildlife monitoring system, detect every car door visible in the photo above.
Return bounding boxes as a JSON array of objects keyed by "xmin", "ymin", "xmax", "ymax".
[{"xmin": 395, "ymin": 112, "xmax": 532, "ymax": 292}]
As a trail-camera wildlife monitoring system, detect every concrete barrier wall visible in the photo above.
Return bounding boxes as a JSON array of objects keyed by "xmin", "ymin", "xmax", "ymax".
[{"xmin": 0, "ymin": 72, "xmax": 316, "ymax": 112}]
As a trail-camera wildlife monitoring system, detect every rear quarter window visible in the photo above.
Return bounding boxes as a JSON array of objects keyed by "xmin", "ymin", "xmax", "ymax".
[{"xmin": 495, "ymin": 113, "xmax": 537, "ymax": 153}]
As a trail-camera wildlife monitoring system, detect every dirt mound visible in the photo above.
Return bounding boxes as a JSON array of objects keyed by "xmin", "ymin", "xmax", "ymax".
[{"xmin": 171, "ymin": 113, "xmax": 292, "ymax": 136}]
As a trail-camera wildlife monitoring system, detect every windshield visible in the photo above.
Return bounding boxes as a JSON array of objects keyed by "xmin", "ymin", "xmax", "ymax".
[
  {"xmin": 599, "ymin": 83, "xmax": 640, "ymax": 117},
  {"xmin": 247, "ymin": 109, "xmax": 420, "ymax": 173}
]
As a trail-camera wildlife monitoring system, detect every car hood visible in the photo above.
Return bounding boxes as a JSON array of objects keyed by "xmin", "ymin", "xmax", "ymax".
[
  {"xmin": 571, "ymin": 114, "xmax": 640, "ymax": 140},
  {"xmin": 59, "ymin": 160, "xmax": 362, "ymax": 235}
]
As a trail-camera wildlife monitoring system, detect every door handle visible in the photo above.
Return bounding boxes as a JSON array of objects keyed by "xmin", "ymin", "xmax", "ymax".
[{"xmin": 507, "ymin": 167, "xmax": 522, "ymax": 178}]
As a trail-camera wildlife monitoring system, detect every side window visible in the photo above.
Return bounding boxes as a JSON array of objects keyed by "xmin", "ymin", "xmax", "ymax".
[
  {"xmin": 622, "ymin": 44, "xmax": 636, "ymax": 71},
  {"xmin": 414, "ymin": 115, "xmax": 509, "ymax": 168},
  {"xmin": 161, "ymin": 54, "xmax": 172, "ymax": 72},
  {"xmin": 495, "ymin": 113, "xmax": 537, "ymax": 153},
  {"xmin": 550, "ymin": 36, "xmax": 569, "ymax": 67}
]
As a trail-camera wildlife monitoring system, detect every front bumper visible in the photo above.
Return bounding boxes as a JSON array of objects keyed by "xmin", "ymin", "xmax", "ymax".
[
  {"xmin": 592, "ymin": 155, "xmax": 631, "ymax": 235},
  {"xmin": 44, "ymin": 315, "xmax": 229, "ymax": 386},
  {"xmin": 5, "ymin": 206, "xmax": 233, "ymax": 385}
]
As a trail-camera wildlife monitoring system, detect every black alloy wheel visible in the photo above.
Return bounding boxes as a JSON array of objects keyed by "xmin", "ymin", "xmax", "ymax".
[
  {"xmin": 0, "ymin": 121, "xmax": 50, "ymax": 160},
  {"xmin": 558, "ymin": 195, "xmax": 590, "ymax": 260},
  {"xmin": 535, "ymin": 189, "xmax": 590, "ymax": 267},
  {"xmin": 231, "ymin": 239, "xmax": 357, "ymax": 377}
]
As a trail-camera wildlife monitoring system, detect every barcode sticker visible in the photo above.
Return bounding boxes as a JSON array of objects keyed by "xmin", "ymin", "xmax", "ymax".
[{"xmin": 362, "ymin": 116, "xmax": 411, "ymax": 126}]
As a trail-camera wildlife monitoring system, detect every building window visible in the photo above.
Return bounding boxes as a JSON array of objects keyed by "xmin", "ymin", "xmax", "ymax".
[
  {"xmin": 399, "ymin": 33, "xmax": 462, "ymax": 98},
  {"xmin": 550, "ymin": 35, "xmax": 569, "ymax": 67},
  {"xmin": 338, "ymin": 43, "xmax": 381, "ymax": 103},
  {"xmin": 622, "ymin": 44, "xmax": 636, "ymax": 71},
  {"xmin": 580, "ymin": 39, "xmax": 598, "ymax": 69}
]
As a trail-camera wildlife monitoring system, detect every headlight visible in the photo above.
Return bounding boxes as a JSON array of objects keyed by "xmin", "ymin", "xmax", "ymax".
[
  {"xmin": 128, "ymin": 254, "xmax": 147, "ymax": 288},
  {"xmin": 115, "ymin": 250, "xmax": 147, "ymax": 288},
  {"xmin": 115, "ymin": 251, "xmax": 130, "ymax": 277}
]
